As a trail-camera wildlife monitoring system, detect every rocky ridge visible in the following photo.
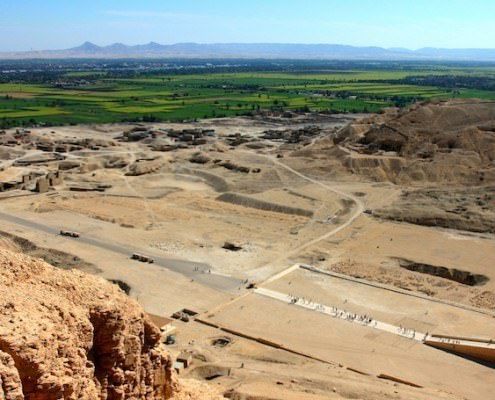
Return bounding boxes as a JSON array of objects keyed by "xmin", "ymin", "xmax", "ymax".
[{"xmin": 0, "ymin": 248, "xmax": 173, "ymax": 399}]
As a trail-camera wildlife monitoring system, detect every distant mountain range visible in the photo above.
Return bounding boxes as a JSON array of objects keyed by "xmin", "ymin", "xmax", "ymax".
[{"xmin": 2, "ymin": 42, "xmax": 495, "ymax": 61}]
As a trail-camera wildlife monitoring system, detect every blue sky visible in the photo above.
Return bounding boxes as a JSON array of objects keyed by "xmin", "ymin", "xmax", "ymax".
[{"xmin": 1, "ymin": 0, "xmax": 494, "ymax": 51}]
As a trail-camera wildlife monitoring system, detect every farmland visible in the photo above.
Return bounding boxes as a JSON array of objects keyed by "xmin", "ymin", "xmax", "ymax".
[{"xmin": 1, "ymin": 61, "xmax": 495, "ymax": 127}]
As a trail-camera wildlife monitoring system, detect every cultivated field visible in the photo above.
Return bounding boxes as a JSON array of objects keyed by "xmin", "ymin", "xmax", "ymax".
[{"xmin": 2, "ymin": 63, "xmax": 495, "ymax": 127}]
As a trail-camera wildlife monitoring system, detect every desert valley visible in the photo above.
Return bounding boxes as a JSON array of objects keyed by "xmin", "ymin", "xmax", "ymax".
[{"xmin": 1, "ymin": 96, "xmax": 494, "ymax": 399}]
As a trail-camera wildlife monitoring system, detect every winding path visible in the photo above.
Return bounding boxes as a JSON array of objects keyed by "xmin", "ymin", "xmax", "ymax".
[
  {"xmin": 270, "ymin": 155, "xmax": 365, "ymax": 256},
  {"xmin": 234, "ymin": 150, "xmax": 365, "ymax": 284}
]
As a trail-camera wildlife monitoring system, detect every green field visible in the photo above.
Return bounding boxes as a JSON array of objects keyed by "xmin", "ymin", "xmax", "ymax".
[{"xmin": 1, "ymin": 68, "xmax": 495, "ymax": 127}]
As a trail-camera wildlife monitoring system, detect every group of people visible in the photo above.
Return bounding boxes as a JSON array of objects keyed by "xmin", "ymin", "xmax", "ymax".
[
  {"xmin": 396, "ymin": 326, "xmax": 429, "ymax": 341},
  {"xmin": 330, "ymin": 308, "xmax": 375, "ymax": 326},
  {"xmin": 286, "ymin": 294, "xmax": 430, "ymax": 342},
  {"xmin": 288, "ymin": 294, "xmax": 311, "ymax": 305},
  {"xmin": 287, "ymin": 294, "xmax": 376, "ymax": 327},
  {"xmin": 397, "ymin": 325, "xmax": 417, "ymax": 339},
  {"xmin": 192, "ymin": 266, "xmax": 211, "ymax": 273}
]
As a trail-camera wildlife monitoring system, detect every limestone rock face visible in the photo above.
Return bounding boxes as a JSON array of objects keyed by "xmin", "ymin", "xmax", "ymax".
[{"xmin": 0, "ymin": 249, "xmax": 173, "ymax": 399}]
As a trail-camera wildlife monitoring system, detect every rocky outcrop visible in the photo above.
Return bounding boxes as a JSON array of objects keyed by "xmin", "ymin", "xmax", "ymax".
[
  {"xmin": 335, "ymin": 100, "xmax": 495, "ymax": 185},
  {"xmin": 374, "ymin": 186, "xmax": 495, "ymax": 234},
  {"xmin": 0, "ymin": 249, "xmax": 173, "ymax": 399},
  {"xmin": 189, "ymin": 152, "xmax": 211, "ymax": 165},
  {"xmin": 126, "ymin": 158, "xmax": 164, "ymax": 176},
  {"xmin": 0, "ymin": 350, "xmax": 23, "ymax": 400}
]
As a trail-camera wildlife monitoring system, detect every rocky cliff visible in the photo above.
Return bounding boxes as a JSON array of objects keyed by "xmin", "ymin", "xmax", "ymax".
[{"xmin": 0, "ymin": 248, "xmax": 173, "ymax": 400}]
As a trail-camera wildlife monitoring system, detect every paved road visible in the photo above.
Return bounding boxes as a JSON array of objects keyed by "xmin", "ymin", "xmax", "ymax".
[{"xmin": 0, "ymin": 211, "xmax": 243, "ymax": 293}]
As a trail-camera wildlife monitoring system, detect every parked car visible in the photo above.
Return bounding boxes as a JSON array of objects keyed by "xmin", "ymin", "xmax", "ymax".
[
  {"xmin": 59, "ymin": 230, "xmax": 80, "ymax": 238},
  {"xmin": 131, "ymin": 253, "xmax": 155, "ymax": 263}
]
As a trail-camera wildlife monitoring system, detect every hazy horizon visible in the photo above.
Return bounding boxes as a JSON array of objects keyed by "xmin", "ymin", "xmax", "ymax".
[
  {"xmin": 1, "ymin": 0, "xmax": 494, "ymax": 52},
  {"xmin": 6, "ymin": 40, "xmax": 495, "ymax": 53}
]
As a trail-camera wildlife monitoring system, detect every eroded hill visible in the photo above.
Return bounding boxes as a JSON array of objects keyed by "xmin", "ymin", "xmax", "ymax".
[
  {"xmin": 334, "ymin": 100, "xmax": 495, "ymax": 185},
  {"xmin": 289, "ymin": 100, "xmax": 495, "ymax": 233}
]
